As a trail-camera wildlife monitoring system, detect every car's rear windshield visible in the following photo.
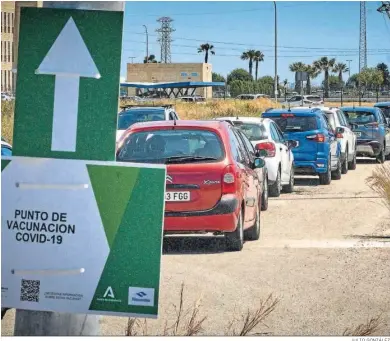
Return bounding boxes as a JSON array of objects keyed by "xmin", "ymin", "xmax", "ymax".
[
  {"xmin": 269, "ymin": 116, "xmax": 318, "ymax": 132},
  {"xmin": 116, "ymin": 129, "xmax": 224, "ymax": 164},
  {"xmin": 117, "ymin": 110, "xmax": 165, "ymax": 130},
  {"xmin": 343, "ymin": 111, "xmax": 377, "ymax": 124},
  {"xmin": 233, "ymin": 122, "xmax": 267, "ymax": 141}
]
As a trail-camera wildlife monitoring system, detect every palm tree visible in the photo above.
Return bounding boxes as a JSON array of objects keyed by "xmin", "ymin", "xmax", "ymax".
[
  {"xmin": 241, "ymin": 50, "xmax": 257, "ymax": 77},
  {"xmin": 332, "ymin": 62, "xmax": 349, "ymax": 87},
  {"xmin": 197, "ymin": 43, "xmax": 215, "ymax": 63},
  {"xmin": 305, "ymin": 64, "xmax": 321, "ymax": 95},
  {"xmin": 253, "ymin": 50, "xmax": 265, "ymax": 81},
  {"xmin": 313, "ymin": 57, "xmax": 336, "ymax": 98},
  {"xmin": 289, "ymin": 62, "xmax": 306, "ymax": 93}
]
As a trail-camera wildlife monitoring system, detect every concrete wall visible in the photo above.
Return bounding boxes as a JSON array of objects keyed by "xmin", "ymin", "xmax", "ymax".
[{"xmin": 126, "ymin": 63, "xmax": 213, "ymax": 98}]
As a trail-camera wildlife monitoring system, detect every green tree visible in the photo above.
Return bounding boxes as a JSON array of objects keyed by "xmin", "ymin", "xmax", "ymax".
[
  {"xmin": 332, "ymin": 62, "xmax": 349, "ymax": 87},
  {"xmin": 197, "ymin": 43, "xmax": 215, "ymax": 63},
  {"xmin": 241, "ymin": 50, "xmax": 257, "ymax": 77},
  {"xmin": 322, "ymin": 75, "xmax": 341, "ymax": 91},
  {"xmin": 229, "ymin": 80, "xmax": 243, "ymax": 97},
  {"xmin": 376, "ymin": 63, "xmax": 390, "ymax": 87},
  {"xmin": 313, "ymin": 57, "xmax": 336, "ymax": 98},
  {"xmin": 227, "ymin": 68, "xmax": 253, "ymax": 84},
  {"xmin": 289, "ymin": 62, "xmax": 306, "ymax": 93},
  {"xmin": 143, "ymin": 54, "xmax": 158, "ymax": 63},
  {"xmin": 357, "ymin": 68, "xmax": 384, "ymax": 98},
  {"xmin": 212, "ymin": 73, "xmax": 225, "ymax": 82},
  {"xmin": 253, "ymin": 50, "xmax": 265, "ymax": 81},
  {"xmin": 346, "ymin": 73, "xmax": 359, "ymax": 88}
]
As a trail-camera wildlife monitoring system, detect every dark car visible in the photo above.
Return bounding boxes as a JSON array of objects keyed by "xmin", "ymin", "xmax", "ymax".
[{"xmin": 340, "ymin": 106, "xmax": 390, "ymax": 163}]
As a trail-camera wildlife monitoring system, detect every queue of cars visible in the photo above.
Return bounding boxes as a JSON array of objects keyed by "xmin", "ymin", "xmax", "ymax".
[{"xmin": 114, "ymin": 102, "xmax": 390, "ymax": 252}]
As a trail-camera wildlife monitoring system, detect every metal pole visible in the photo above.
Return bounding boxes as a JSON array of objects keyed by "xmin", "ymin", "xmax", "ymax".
[
  {"xmin": 143, "ymin": 25, "xmax": 149, "ymax": 63},
  {"xmin": 13, "ymin": 1, "xmax": 124, "ymax": 336},
  {"xmin": 273, "ymin": 1, "xmax": 278, "ymax": 104}
]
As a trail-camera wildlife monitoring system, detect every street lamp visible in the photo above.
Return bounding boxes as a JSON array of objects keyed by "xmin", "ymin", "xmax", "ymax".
[
  {"xmin": 143, "ymin": 25, "xmax": 149, "ymax": 63},
  {"xmin": 273, "ymin": 1, "xmax": 278, "ymax": 104}
]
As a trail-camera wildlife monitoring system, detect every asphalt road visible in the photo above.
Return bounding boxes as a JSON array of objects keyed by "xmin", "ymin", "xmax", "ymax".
[{"xmin": 2, "ymin": 159, "xmax": 390, "ymax": 336}]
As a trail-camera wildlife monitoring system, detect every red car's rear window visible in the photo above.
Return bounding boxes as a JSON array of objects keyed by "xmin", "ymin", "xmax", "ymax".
[{"xmin": 117, "ymin": 129, "xmax": 225, "ymax": 164}]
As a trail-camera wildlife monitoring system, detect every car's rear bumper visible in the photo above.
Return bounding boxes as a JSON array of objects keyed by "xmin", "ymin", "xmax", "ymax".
[
  {"xmin": 356, "ymin": 140, "xmax": 381, "ymax": 157},
  {"xmin": 293, "ymin": 158, "xmax": 328, "ymax": 175},
  {"xmin": 164, "ymin": 194, "xmax": 239, "ymax": 233}
]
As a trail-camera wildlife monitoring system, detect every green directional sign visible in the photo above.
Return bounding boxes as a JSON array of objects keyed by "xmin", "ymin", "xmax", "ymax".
[{"xmin": 13, "ymin": 8, "xmax": 123, "ymax": 161}]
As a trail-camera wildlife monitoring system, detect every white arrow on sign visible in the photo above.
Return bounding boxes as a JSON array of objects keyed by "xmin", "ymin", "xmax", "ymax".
[{"xmin": 36, "ymin": 17, "xmax": 100, "ymax": 152}]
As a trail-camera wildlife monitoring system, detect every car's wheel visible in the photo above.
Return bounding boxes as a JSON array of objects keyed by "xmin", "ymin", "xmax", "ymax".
[
  {"xmin": 245, "ymin": 203, "xmax": 261, "ymax": 241},
  {"xmin": 331, "ymin": 157, "xmax": 342, "ymax": 180},
  {"xmin": 283, "ymin": 165, "xmax": 294, "ymax": 193},
  {"xmin": 341, "ymin": 147, "xmax": 348, "ymax": 174},
  {"xmin": 269, "ymin": 167, "xmax": 281, "ymax": 197},
  {"xmin": 377, "ymin": 144, "xmax": 385, "ymax": 164},
  {"xmin": 319, "ymin": 156, "xmax": 332, "ymax": 185},
  {"xmin": 261, "ymin": 174, "xmax": 268, "ymax": 211},
  {"xmin": 348, "ymin": 148, "xmax": 357, "ymax": 170},
  {"xmin": 225, "ymin": 210, "xmax": 244, "ymax": 252}
]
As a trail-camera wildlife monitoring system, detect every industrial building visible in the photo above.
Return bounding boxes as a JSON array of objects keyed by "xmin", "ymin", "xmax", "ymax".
[{"xmin": 126, "ymin": 63, "xmax": 213, "ymax": 98}]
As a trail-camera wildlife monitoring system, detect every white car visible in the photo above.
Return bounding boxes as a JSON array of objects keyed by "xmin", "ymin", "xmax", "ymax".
[
  {"xmin": 236, "ymin": 94, "xmax": 269, "ymax": 100},
  {"xmin": 116, "ymin": 105, "xmax": 180, "ymax": 143},
  {"xmin": 320, "ymin": 107, "xmax": 357, "ymax": 172},
  {"xmin": 215, "ymin": 117, "xmax": 296, "ymax": 197},
  {"xmin": 299, "ymin": 106, "xmax": 357, "ymax": 172},
  {"xmin": 282, "ymin": 95, "xmax": 324, "ymax": 108}
]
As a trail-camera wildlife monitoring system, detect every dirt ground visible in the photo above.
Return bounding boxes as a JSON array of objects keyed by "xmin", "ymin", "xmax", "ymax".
[{"xmin": 2, "ymin": 159, "xmax": 390, "ymax": 336}]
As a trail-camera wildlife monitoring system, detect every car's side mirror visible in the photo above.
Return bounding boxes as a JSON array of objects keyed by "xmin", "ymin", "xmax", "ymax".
[
  {"xmin": 386, "ymin": 118, "xmax": 390, "ymax": 127},
  {"xmin": 254, "ymin": 157, "xmax": 265, "ymax": 168},
  {"xmin": 287, "ymin": 140, "xmax": 298, "ymax": 149},
  {"xmin": 336, "ymin": 127, "xmax": 345, "ymax": 134}
]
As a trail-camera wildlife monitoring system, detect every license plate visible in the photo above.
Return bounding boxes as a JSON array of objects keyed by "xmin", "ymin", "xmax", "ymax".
[
  {"xmin": 165, "ymin": 191, "xmax": 190, "ymax": 202},
  {"xmin": 354, "ymin": 132, "xmax": 362, "ymax": 137}
]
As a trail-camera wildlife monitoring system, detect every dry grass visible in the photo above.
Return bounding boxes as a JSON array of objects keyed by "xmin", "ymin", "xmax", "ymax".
[
  {"xmin": 121, "ymin": 98, "xmax": 280, "ymax": 120},
  {"xmin": 367, "ymin": 164, "xmax": 390, "ymax": 210},
  {"xmin": 1, "ymin": 101, "xmax": 14, "ymax": 144},
  {"xmin": 225, "ymin": 294, "xmax": 280, "ymax": 336},
  {"xmin": 125, "ymin": 283, "xmax": 279, "ymax": 336},
  {"xmin": 343, "ymin": 315, "xmax": 385, "ymax": 336}
]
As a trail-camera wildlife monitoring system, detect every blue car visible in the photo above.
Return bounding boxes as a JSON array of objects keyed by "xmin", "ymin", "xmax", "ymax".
[
  {"xmin": 262, "ymin": 108, "xmax": 342, "ymax": 185},
  {"xmin": 340, "ymin": 106, "xmax": 390, "ymax": 163}
]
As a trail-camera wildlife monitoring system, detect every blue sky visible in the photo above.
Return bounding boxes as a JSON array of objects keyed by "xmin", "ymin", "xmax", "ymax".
[{"xmin": 121, "ymin": 1, "xmax": 390, "ymax": 85}]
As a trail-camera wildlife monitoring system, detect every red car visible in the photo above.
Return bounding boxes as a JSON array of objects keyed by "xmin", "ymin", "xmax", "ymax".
[{"xmin": 116, "ymin": 120, "xmax": 266, "ymax": 251}]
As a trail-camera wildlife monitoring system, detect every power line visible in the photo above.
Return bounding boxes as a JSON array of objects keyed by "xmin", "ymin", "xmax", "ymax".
[
  {"xmin": 124, "ymin": 30, "xmax": 390, "ymax": 51},
  {"xmin": 122, "ymin": 38, "xmax": 390, "ymax": 55}
]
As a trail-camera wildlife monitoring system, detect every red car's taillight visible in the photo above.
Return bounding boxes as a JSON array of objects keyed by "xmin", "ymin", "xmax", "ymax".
[
  {"xmin": 222, "ymin": 165, "xmax": 237, "ymax": 194},
  {"xmin": 306, "ymin": 133, "xmax": 325, "ymax": 143},
  {"xmin": 256, "ymin": 142, "xmax": 276, "ymax": 157}
]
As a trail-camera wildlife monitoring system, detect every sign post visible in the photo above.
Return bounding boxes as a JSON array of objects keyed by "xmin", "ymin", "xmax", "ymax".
[{"xmin": 2, "ymin": 2, "xmax": 166, "ymax": 336}]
